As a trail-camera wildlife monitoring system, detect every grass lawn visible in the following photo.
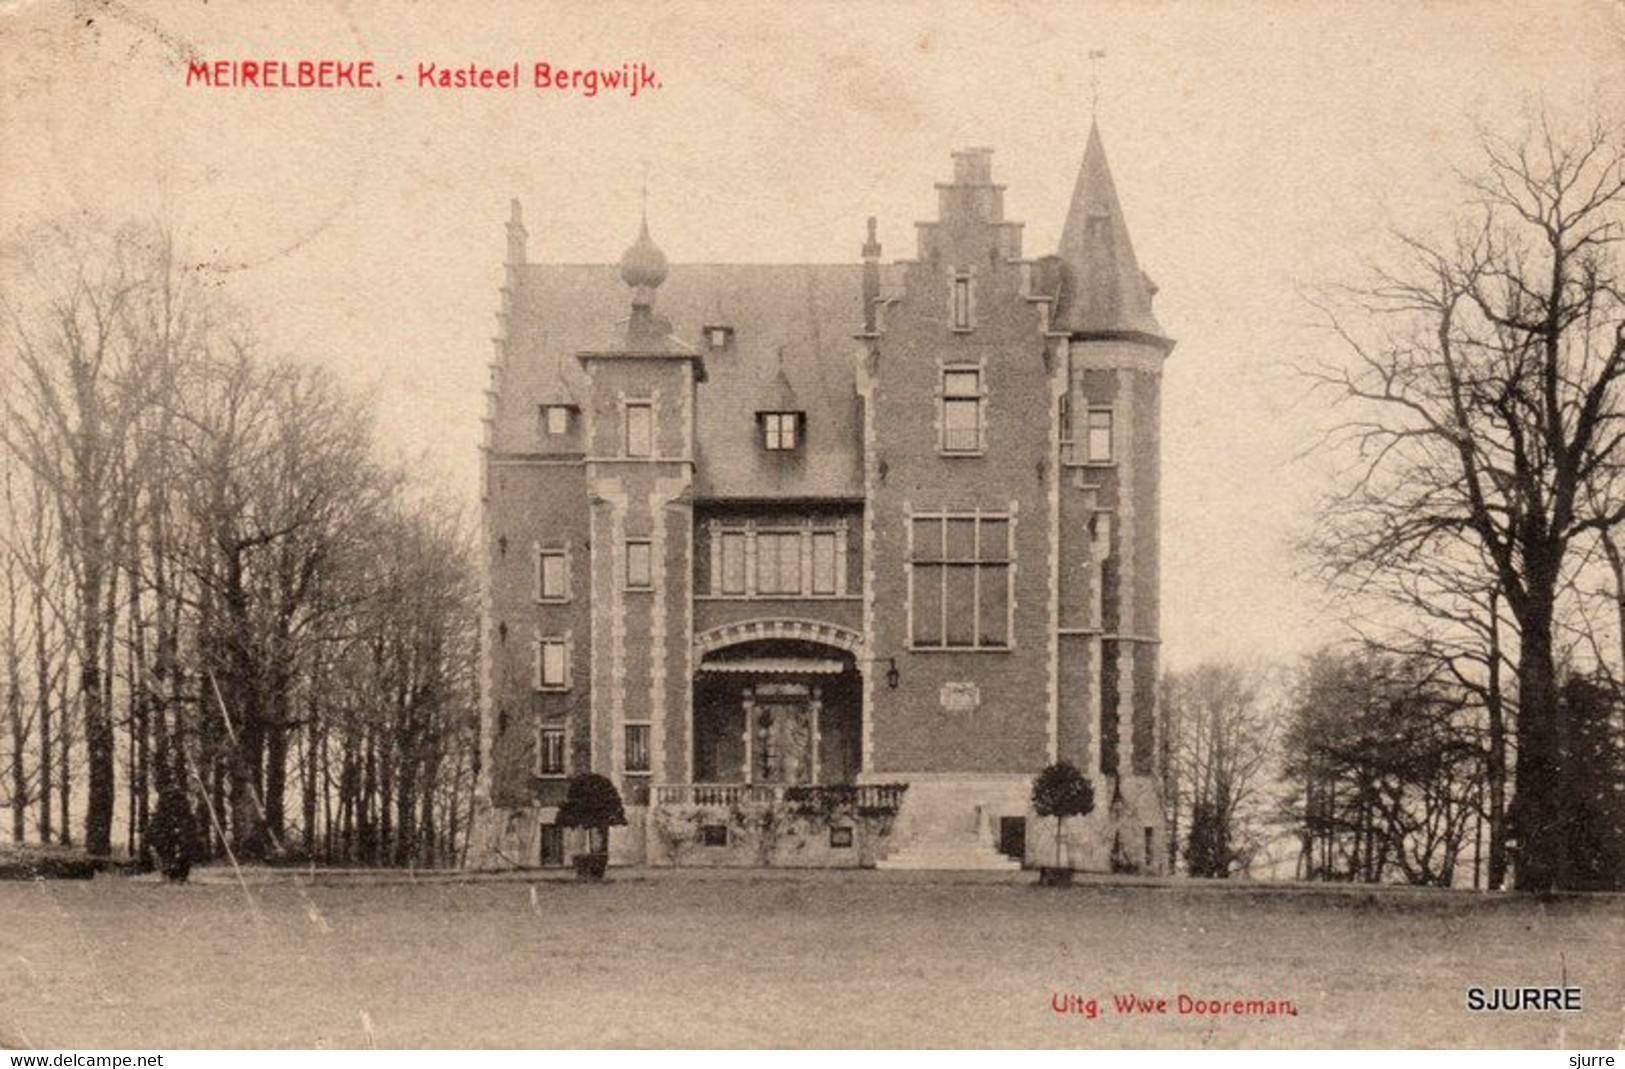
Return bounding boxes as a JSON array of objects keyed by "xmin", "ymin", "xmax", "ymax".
[{"xmin": 1, "ymin": 871, "xmax": 1621, "ymax": 1049}]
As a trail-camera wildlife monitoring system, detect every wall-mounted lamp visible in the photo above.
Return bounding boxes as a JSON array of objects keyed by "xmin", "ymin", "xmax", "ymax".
[{"xmin": 885, "ymin": 656, "xmax": 900, "ymax": 690}]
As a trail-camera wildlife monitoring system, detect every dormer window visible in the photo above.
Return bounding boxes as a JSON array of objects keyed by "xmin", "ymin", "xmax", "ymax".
[
  {"xmin": 541, "ymin": 405, "xmax": 572, "ymax": 436},
  {"xmin": 705, "ymin": 325, "xmax": 734, "ymax": 350},
  {"xmin": 760, "ymin": 411, "xmax": 802, "ymax": 452}
]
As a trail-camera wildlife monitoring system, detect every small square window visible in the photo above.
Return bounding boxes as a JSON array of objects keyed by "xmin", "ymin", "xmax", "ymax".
[
  {"xmin": 538, "ymin": 727, "xmax": 566, "ymax": 776},
  {"xmin": 1086, "ymin": 408, "xmax": 1113, "ymax": 463},
  {"xmin": 626, "ymin": 540, "xmax": 652, "ymax": 589},
  {"xmin": 700, "ymin": 824, "xmax": 728, "ymax": 847},
  {"xmin": 542, "ymin": 406, "xmax": 571, "ymax": 436},
  {"xmin": 625, "ymin": 724, "xmax": 651, "ymax": 773},
  {"xmin": 829, "ymin": 826, "xmax": 854, "ymax": 849},
  {"xmin": 761, "ymin": 412, "xmax": 799, "ymax": 451},
  {"xmin": 625, "ymin": 403, "xmax": 653, "ymax": 458},
  {"xmin": 706, "ymin": 326, "xmax": 733, "ymax": 350}
]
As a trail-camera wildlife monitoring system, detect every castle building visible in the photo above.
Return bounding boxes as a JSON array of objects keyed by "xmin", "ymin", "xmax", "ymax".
[{"xmin": 475, "ymin": 123, "xmax": 1172, "ymax": 871}]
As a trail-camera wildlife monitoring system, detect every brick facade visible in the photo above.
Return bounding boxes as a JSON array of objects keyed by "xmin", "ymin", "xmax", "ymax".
[{"xmin": 471, "ymin": 125, "xmax": 1173, "ymax": 872}]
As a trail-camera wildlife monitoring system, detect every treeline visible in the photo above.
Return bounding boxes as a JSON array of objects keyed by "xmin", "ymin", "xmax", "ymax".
[
  {"xmin": 1160, "ymin": 648, "xmax": 1625, "ymax": 889},
  {"xmin": 0, "ymin": 220, "xmax": 480, "ymax": 867},
  {"xmin": 1296, "ymin": 109, "xmax": 1625, "ymax": 892}
]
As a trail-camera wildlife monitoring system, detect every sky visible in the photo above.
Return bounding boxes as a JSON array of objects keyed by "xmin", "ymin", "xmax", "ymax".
[{"xmin": 2, "ymin": 0, "xmax": 1621, "ymax": 669}]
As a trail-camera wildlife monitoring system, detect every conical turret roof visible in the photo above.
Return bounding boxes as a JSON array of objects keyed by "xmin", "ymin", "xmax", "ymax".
[{"xmin": 1054, "ymin": 121, "xmax": 1164, "ymax": 340}]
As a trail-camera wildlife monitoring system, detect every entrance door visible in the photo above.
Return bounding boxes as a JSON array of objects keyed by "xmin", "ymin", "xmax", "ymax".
[
  {"xmin": 539, "ymin": 824, "xmax": 565, "ymax": 867},
  {"xmin": 999, "ymin": 817, "xmax": 1026, "ymax": 862},
  {"xmin": 753, "ymin": 700, "xmax": 813, "ymax": 784}
]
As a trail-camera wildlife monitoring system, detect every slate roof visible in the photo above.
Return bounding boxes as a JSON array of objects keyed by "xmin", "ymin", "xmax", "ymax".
[
  {"xmin": 1054, "ymin": 121, "xmax": 1165, "ymax": 339},
  {"xmin": 508, "ymin": 262, "xmax": 903, "ymax": 500}
]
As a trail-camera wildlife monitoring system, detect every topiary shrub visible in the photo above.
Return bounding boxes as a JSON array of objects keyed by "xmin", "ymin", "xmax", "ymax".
[
  {"xmin": 147, "ymin": 770, "xmax": 200, "ymax": 877},
  {"xmin": 145, "ymin": 745, "xmax": 199, "ymax": 883},
  {"xmin": 1032, "ymin": 761, "xmax": 1096, "ymax": 875},
  {"xmin": 556, "ymin": 773, "xmax": 627, "ymax": 878}
]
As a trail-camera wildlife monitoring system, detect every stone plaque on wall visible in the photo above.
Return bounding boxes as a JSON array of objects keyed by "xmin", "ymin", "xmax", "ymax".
[{"xmin": 939, "ymin": 681, "xmax": 980, "ymax": 714}]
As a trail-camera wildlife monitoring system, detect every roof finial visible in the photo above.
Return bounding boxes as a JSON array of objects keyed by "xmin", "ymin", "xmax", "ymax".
[
  {"xmin": 639, "ymin": 158, "xmax": 650, "ymax": 231},
  {"xmin": 620, "ymin": 163, "xmax": 668, "ymax": 302},
  {"xmin": 1088, "ymin": 49, "xmax": 1107, "ymax": 118}
]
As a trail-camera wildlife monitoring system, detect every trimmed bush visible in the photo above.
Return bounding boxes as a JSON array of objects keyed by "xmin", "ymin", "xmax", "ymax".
[
  {"xmin": 556, "ymin": 773, "xmax": 627, "ymax": 867},
  {"xmin": 1032, "ymin": 761, "xmax": 1096, "ymax": 872}
]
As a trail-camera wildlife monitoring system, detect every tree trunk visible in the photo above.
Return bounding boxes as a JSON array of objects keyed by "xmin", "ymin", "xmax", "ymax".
[
  {"xmin": 5, "ymin": 552, "xmax": 25, "ymax": 843},
  {"xmin": 1511, "ymin": 595, "xmax": 1568, "ymax": 893},
  {"xmin": 302, "ymin": 714, "xmax": 320, "ymax": 859},
  {"xmin": 1484, "ymin": 603, "xmax": 1508, "ymax": 891},
  {"xmin": 264, "ymin": 702, "xmax": 288, "ymax": 854},
  {"xmin": 34, "ymin": 579, "xmax": 51, "ymax": 844},
  {"xmin": 56, "ymin": 668, "xmax": 72, "ymax": 846},
  {"xmin": 81, "ymin": 573, "xmax": 113, "ymax": 855}
]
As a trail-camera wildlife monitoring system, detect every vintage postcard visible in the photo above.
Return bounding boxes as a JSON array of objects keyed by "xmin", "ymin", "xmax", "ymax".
[{"xmin": 0, "ymin": 0, "xmax": 1622, "ymax": 1053}]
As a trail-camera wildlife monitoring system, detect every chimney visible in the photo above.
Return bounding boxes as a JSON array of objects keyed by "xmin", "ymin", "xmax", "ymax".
[
  {"xmin": 506, "ymin": 198, "xmax": 527, "ymax": 266},
  {"xmin": 862, "ymin": 216, "xmax": 881, "ymax": 335}
]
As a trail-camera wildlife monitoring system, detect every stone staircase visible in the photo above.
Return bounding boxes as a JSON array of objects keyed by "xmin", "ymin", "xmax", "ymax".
[{"xmin": 876, "ymin": 777, "xmax": 1023, "ymax": 871}]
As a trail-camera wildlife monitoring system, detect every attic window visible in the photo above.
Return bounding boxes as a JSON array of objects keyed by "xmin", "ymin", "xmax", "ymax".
[
  {"xmin": 705, "ymin": 325, "xmax": 734, "ymax": 350},
  {"xmin": 760, "ymin": 412, "xmax": 802, "ymax": 451},
  {"xmin": 542, "ymin": 405, "xmax": 572, "ymax": 436}
]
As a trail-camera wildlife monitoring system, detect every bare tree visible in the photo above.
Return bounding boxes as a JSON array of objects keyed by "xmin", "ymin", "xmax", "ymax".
[
  {"xmin": 1161, "ymin": 660, "xmax": 1279, "ymax": 877},
  {"xmin": 1306, "ymin": 111, "xmax": 1625, "ymax": 891},
  {"xmin": 1319, "ymin": 539, "xmax": 1519, "ymax": 888},
  {"xmin": 0, "ymin": 222, "xmax": 161, "ymax": 855},
  {"xmin": 1, "ymin": 216, "xmax": 482, "ymax": 869},
  {"xmin": 1284, "ymin": 646, "xmax": 1490, "ymax": 886}
]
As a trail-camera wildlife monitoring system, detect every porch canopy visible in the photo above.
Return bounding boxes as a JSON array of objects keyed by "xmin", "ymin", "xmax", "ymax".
[{"xmin": 698, "ymin": 656, "xmax": 846, "ymax": 675}]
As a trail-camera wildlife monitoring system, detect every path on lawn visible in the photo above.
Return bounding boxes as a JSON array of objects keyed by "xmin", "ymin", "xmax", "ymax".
[{"xmin": 1, "ymin": 871, "xmax": 1621, "ymax": 1049}]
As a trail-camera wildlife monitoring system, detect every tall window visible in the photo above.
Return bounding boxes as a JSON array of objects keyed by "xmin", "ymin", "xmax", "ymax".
[
  {"xmin": 761, "ymin": 412, "xmax": 799, "ymax": 451},
  {"xmin": 709, "ymin": 524, "xmax": 847, "ymax": 598},
  {"xmin": 538, "ymin": 726, "xmax": 566, "ymax": 776},
  {"xmin": 625, "ymin": 540, "xmax": 652, "ymax": 589},
  {"xmin": 941, "ymin": 368, "xmax": 983, "ymax": 453},
  {"xmin": 811, "ymin": 531, "xmax": 838, "ymax": 595},
  {"xmin": 951, "ymin": 274, "xmax": 972, "ymax": 330},
  {"xmin": 536, "ymin": 637, "xmax": 569, "ymax": 690},
  {"xmin": 625, "ymin": 724, "xmax": 651, "ymax": 774},
  {"xmin": 756, "ymin": 531, "xmax": 802, "ymax": 595},
  {"xmin": 910, "ymin": 513, "xmax": 1011, "ymax": 649},
  {"xmin": 625, "ymin": 402, "xmax": 653, "ymax": 458},
  {"xmin": 1086, "ymin": 408, "xmax": 1114, "ymax": 463},
  {"xmin": 719, "ymin": 531, "xmax": 747, "ymax": 595},
  {"xmin": 537, "ymin": 548, "xmax": 567, "ymax": 601}
]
